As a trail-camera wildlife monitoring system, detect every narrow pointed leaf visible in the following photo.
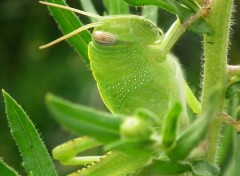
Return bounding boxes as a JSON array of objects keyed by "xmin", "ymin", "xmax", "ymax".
[
  {"xmin": 141, "ymin": 160, "xmax": 192, "ymax": 175},
  {"xmin": 225, "ymin": 81, "xmax": 240, "ymax": 99},
  {"xmin": 2, "ymin": 90, "xmax": 57, "ymax": 176},
  {"xmin": 46, "ymin": 93, "xmax": 122, "ymax": 143},
  {"xmin": 167, "ymin": 90, "xmax": 218, "ymax": 161},
  {"xmin": 161, "ymin": 103, "xmax": 182, "ymax": 148},
  {"xmin": 223, "ymin": 131, "xmax": 240, "ymax": 176},
  {"xmin": 191, "ymin": 160, "xmax": 219, "ymax": 176},
  {"xmin": 217, "ymin": 126, "xmax": 233, "ymax": 167},
  {"xmin": 123, "ymin": 0, "xmax": 211, "ymax": 34},
  {"xmin": 124, "ymin": 0, "xmax": 185, "ymax": 15},
  {"xmin": 179, "ymin": 0, "xmax": 200, "ymax": 12},
  {"xmin": 0, "ymin": 159, "xmax": 19, "ymax": 176},
  {"xmin": 44, "ymin": 0, "xmax": 91, "ymax": 63},
  {"xmin": 141, "ymin": 159, "xmax": 219, "ymax": 175},
  {"xmin": 79, "ymin": 0, "xmax": 98, "ymax": 22},
  {"xmin": 104, "ymin": 139, "xmax": 153, "ymax": 156},
  {"xmin": 103, "ymin": 0, "xmax": 129, "ymax": 15},
  {"xmin": 167, "ymin": 111, "xmax": 211, "ymax": 161},
  {"xmin": 142, "ymin": 5, "xmax": 158, "ymax": 24}
]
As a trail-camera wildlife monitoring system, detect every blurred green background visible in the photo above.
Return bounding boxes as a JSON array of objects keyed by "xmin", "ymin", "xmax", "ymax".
[{"xmin": 0, "ymin": 0, "xmax": 239, "ymax": 175}]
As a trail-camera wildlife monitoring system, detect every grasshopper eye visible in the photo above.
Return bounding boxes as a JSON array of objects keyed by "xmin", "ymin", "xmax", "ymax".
[{"xmin": 93, "ymin": 31, "xmax": 116, "ymax": 45}]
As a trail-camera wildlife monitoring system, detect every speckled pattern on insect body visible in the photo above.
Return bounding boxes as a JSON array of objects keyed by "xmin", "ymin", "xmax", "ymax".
[
  {"xmin": 99, "ymin": 49, "xmax": 152, "ymax": 109},
  {"xmin": 88, "ymin": 15, "xmax": 188, "ymax": 129}
]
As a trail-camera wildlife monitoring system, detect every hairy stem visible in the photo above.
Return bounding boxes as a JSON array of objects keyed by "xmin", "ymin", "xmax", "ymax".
[{"xmin": 201, "ymin": 0, "xmax": 234, "ymax": 163}]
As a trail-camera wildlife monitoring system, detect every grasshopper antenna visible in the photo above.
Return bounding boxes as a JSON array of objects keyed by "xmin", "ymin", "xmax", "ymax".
[
  {"xmin": 39, "ymin": 22, "xmax": 101, "ymax": 49},
  {"xmin": 39, "ymin": 1, "xmax": 102, "ymax": 20},
  {"xmin": 39, "ymin": 1, "xmax": 103, "ymax": 49}
]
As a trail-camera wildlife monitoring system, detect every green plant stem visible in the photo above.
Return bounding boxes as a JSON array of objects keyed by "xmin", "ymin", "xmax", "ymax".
[
  {"xmin": 201, "ymin": 0, "xmax": 234, "ymax": 163},
  {"xmin": 160, "ymin": 6, "xmax": 210, "ymax": 59}
]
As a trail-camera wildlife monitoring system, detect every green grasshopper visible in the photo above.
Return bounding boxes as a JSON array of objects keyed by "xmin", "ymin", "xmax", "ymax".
[{"xmin": 40, "ymin": 1, "xmax": 218, "ymax": 175}]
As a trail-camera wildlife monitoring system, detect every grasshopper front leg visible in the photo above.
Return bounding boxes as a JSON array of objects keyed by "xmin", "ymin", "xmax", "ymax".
[
  {"xmin": 53, "ymin": 136, "xmax": 102, "ymax": 165},
  {"xmin": 53, "ymin": 136, "xmax": 153, "ymax": 176}
]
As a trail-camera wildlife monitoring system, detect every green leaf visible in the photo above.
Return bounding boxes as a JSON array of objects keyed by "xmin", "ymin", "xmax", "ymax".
[
  {"xmin": 104, "ymin": 139, "xmax": 153, "ymax": 156},
  {"xmin": 167, "ymin": 90, "xmax": 218, "ymax": 161},
  {"xmin": 142, "ymin": 5, "xmax": 159, "ymax": 24},
  {"xmin": 225, "ymin": 81, "xmax": 240, "ymax": 99},
  {"xmin": 141, "ymin": 159, "xmax": 192, "ymax": 175},
  {"xmin": 178, "ymin": 0, "xmax": 200, "ymax": 12},
  {"xmin": 103, "ymin": 0, "xmax": 129, "ymax": 15},
  {"xmin": 0, "ymin": 159, "xmax": 19, "ymax": 176},
  {"xmin": 123, "ymin": 0, "xmax": 211, "ymax": 34},
  {"xmin": 167, "ymin": 113, "xmax": 210, "ymax": 161},
  {"xmin": 124, "ymin": 0, "xmax": 176, "ymax": 12},
  {"xmin": 29, "ymin": 171, "xmax": 35, "ymax": 176},
  {"xmin": 161, "ymin": 103, "xmax": 182, "ymax": 149},
  {"xmin": 2, "ymin": 90, "xmax": 57, "ymax": 176},
  {"xmin": 124, "ymin": 0, "xmax": 192, "ymax": 18},
  {"xmin": 79, "ymin": 0, "xmax": 99, "ymax": 22},
  {"xmin": 191, "ymin": 160, "xmax": 219, "ymax": 176},
  {"xmin": 46, "ymin": 93, "xmax": 122, "ymax": 143},
  {"xmin": 222, "ymin": 130, "xmax": 240, "ymax": 176},
  {"xmin": 217, "ymin": 125, "xmax": 234, "ymax": 168},
  {"xmin": 44, "ymin": 0, "xmax": 92, "ymax": 63},
  {"xmin": 140, "ymin": 159, "xmax": 219, "ymax": 175},
  {"xmin": 190, "ymin": 18, "xmax": 211, "ymax": 34}
]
